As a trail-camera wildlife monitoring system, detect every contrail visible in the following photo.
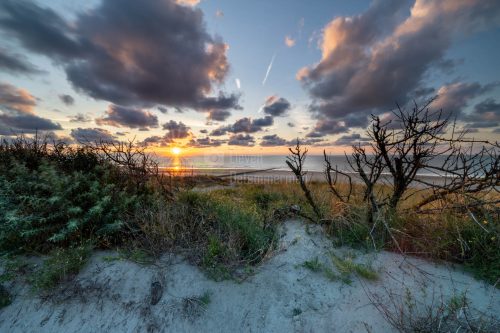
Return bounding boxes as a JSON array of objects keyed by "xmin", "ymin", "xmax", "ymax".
[{"xmin": 262, "ymin": 53, "xmax": 276, "ymax": 86}]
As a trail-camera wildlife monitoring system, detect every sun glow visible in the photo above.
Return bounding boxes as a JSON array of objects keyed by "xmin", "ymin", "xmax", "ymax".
[{"xmin": 171, "ymin": 147, "xmax": 182, "ymax": 155}]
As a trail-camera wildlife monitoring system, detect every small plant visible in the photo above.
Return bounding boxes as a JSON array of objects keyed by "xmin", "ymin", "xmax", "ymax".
[
  {"xmin": 120, "ymin": 248, "xmax": 154, "ymax": 265},
  {"xmin": 29, "ymin": 245, "xmax": 91, "ymax": 291},
  {"xmin": 447, "ymin": 292, "xmax": 468, "ymax": 314},
  {"xmin": 330, "ymin": 253, "xmax": 378, "ymax": 281},
  {"xmin": 198, "ymin": 291, "xmax": 211, "ymax": 307},
  {"xmin": 302, "ymin": 257, "xmax": 322, "ymax": 272},
  {"xmin": 182, "ymin": 291, "xmax": 212, "ymax": 318},
  {"xmin": 300, "ymin": 254, "xmax": 375, "ymax": 284},
  {"xmin": 101, "ymin": 255, "xmax": 122, "ymax": 263}
]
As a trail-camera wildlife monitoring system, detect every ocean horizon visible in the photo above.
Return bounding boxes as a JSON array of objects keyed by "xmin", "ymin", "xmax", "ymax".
[{"xmin": 156, "ymin": 154, "xmax": 457, "ymax": 178}]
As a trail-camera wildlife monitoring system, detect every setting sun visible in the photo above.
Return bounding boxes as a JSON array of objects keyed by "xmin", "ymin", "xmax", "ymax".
[{"xmin": 171, "ymin": 147, "xmax": 182, "ymax": 155}]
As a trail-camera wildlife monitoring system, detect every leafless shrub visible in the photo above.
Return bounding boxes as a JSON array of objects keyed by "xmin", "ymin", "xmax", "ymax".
[
  {"xmin": 303, "ymin": 98, "xmax": 499, "ymax": 218},
  {"xmin": 286, "ymin": 139, "xmax": 322, "ymax": 220},
  {"xmin": 88, "ymin": 139, "xmax": 174, "ymax": 199},
  {"xmin": 323, "ymin": 150, "xmax": 353, "ymax": 203}
]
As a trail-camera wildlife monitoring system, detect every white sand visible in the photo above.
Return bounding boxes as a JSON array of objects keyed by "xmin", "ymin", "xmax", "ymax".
[{"xmin": 1, "ymin": 220, "xmax": 498, "ymax": 332}]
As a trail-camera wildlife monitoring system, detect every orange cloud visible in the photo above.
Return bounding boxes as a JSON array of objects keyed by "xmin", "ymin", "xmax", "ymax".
[
  {"xmin": 175, "ymin": 0, "xmax": 200, "ymax": 6},
  {"xmin": 285, "ymin": 36, "xmax": 296, "ymax": 47}
]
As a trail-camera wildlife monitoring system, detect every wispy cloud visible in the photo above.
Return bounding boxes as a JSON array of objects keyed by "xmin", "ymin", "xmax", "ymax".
[
  {"xmin": 262, "ymin": 53, "xmax": 276, "ymax": 86},
  {"xmin": 298, "ymin": 18, "xmax": 305, "ymax": 39}
]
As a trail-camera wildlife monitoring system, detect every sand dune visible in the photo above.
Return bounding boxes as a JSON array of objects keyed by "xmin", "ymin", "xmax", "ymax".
[{"xmin": 1, "ymin": 220, "xmax": 498, "ymax": 332}]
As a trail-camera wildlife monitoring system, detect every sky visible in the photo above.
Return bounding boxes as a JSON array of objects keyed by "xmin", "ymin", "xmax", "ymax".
[{"xmin": 0, "ymin": 0, "xmax": 499, "ymax": 156}]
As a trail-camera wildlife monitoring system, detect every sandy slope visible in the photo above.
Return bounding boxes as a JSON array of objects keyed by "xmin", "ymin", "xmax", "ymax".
[{"xmin": 1, "ymin": 220, "xmax": 498, "ymax": 333}]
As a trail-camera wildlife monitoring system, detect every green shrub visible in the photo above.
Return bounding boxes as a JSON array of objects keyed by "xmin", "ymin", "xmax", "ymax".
[
  {"xmin": 0, "ymin": 160, "xmax": 139, "ymax": 252},
  {"xmin": 29, "ymin": 245, "xmax": 91, "ymax": 291}
]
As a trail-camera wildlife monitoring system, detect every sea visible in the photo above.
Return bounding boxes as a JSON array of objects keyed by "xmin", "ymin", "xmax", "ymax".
[{"xmin": 156, "ymin": 154, "xmax": 453, "ymax": 178}]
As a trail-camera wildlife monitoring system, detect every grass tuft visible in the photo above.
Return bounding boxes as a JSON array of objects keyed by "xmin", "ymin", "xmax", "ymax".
[{"xmin": 29, "ymin": 245, "xmax": 91, "ymax": 291}]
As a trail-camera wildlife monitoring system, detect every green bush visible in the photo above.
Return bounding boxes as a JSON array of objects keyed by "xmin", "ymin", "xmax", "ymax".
[
  {"xmin": 0, "ymin": 137, "xmax": 161, "ymax": 254},
  {"xmin": 0, "ymin": 160, "xmax": 139, "ymax": 252}
]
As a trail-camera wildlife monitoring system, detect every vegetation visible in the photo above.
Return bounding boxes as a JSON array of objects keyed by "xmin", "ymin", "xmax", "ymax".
[
  {"xmin": 0, "ymin": 135, "xmax": 165, "ymax": 253},
  {"xmin": 287, "ymin": 99, "xmax": 500, "ymax": 285},
  {"xmin": 0, "ymin": 136, "xmax": 281, "ymax": 291},
  {"xmin": 301, "ymin": 253, "xmax": 378, "ymax": 283},
  {"xmin": 0, "ymin": 97, "xmax": 498, "ymax": 311},
  {"xmin": 134, "ymin": 189, "xmax": 278, "ymax": 280},
  {"xmin": 29, "ymin": 245, "xmax": 91, "ymax": 291},
  {"xmin": 370, "ymin": 288, "xmax": 500, "ymax": 332}
]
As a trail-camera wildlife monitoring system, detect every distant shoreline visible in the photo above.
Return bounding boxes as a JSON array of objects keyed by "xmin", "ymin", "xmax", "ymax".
[{"xmin": 159, "ymin": 167, "xmax": 450, "ymax": 186}]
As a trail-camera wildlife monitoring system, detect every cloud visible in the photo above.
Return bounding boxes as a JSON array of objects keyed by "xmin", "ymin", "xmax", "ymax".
[
  {"xmin": 139, "ymin": 120, "xmax": 191, "ymax": 147},
  {"xmin": 162, "ymin": 120, "xmax": 191, "ymax": 139},
  {"xmin": 0, "ymin": 82, "xmax": 36, "ymax": 114},
  {"xmin": 251, "ymin": 116, "xmax": 274, "ymax": 127},
  {"xmin": 260, "ymin": 134, "xmax": 290, "ymax": 147},
  {"xmin": 59, "ymin": 94, "xmax": 74, "ymax": 106},
  {"xmin": 207, "ymin": 109, "xmax": 231, "ymax": 121},
  {"xmin": 157, "ymin": 106, "xmax": 168, "ymax": 114},
  {"xmin": 0, "ymin": 82, "xmax": 62, "ymax": 134},
  {"xmin": 306, "ymin": 119, "xmax": 348, "ymax": 137},
  {"xmin": 175, "ymin": 0, "xmax": 200, "ymax": 6},
  {"xmin": 96, "ymin": 104, "xmax": 159, "ymax": 129},
  {"xmin": 70, "ymin": 127, "xmax": 117, "ymax": 143},
  {"xmin": 0, "ymin": 113, "xmax": 62, "ymax": 133},
  {"xmin": 215, "ymin": 9, "xmax": 224, "ymax": 18},
  {"xmin": 333, "ymin": 133, "xmax": 371, "ymax": 146},
  {"xmin": 210, "ymin": 116, "xmax": 274, "ymax": 136},
  {"xmin": 462, "ymin": 98, "xmax": 500, "ymax": 128},
  {"xmin": 0, "ymin": 0, "xmax": 239, "ymax": 115},
  {"xmin": 189, "ymin": 136, "xmax": 225, "ymax": 147},
  {"xmin": 298, "ymin": 0, "xmax": 500, "ymax": 132},
  {"xmin": 285, "ymin": 36, "xmax": 296, "ymax": 47},
  {"xmin": 197, "ymin": 92, "xmax": 242, "ymax": 121},
  {"xmin": 138, "ymin": 135, "xmax": 170, "ymax": 147},
  {"xmin": 432, "ymin": 81, "xmax": 500, "ymax": 114},
  {"xmin": 262, "ymin": 96, "xmax": 291, "ymax": 117},
  {"xmin": 228, "ymin": 134, "xmax": 255, "ymax": 146},
  {"xmin": 0, "ymin": 48, "xmax": 40, "ymax": 74},
  {"xmin": 69, "ymin": 113, "xmax": 92, "ymax": 123},
  {"xmin": 235, "ymin": 78, "xmax": 241, "ymax": 90},
  {"xmin": 287, "ymin": 122, "xmax": 295, "ymax": 127}
]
